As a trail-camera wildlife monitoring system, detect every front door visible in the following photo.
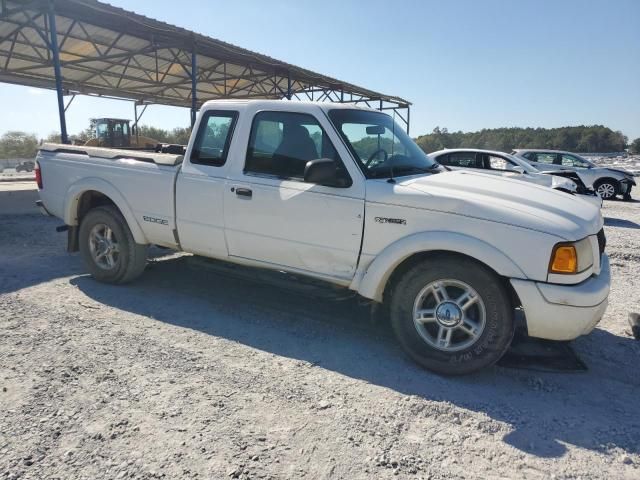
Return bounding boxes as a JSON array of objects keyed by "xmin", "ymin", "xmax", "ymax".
[{"xmin": 223, "ymin": 109, "xmax": 364, "ymax": 281}]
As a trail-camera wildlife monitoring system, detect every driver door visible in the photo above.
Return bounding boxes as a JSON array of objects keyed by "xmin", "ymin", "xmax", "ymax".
[{"xmin": 223, "ymin": 108, "xmax": 365, "ymax": 281}]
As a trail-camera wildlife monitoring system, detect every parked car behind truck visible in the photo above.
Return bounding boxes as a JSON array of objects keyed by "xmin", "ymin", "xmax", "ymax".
[
  {"xmin": 512, "ymin": 149, "xmax": 636, "ymax": 200},
  {"xmin": 429, "ymin": 148, "xmax": 602, "ymax": 208},
  {"xmin": 35, "ymin": 100, "xmax": 610, "ymax": 375},
  {"xmin": 16, "ymin": 160, "xmax": 35, "ymax": 172}
]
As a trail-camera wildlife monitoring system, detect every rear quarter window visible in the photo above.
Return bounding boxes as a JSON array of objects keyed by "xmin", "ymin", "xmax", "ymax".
[{"xmin": 190, "ymin": 110, "xmax": 238, "ymax": 166}]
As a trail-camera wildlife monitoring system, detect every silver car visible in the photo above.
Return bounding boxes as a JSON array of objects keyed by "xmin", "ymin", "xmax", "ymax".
[
  {"xmin": 512, "ymin": 149, "xmax": 636, "ymax": 200},
  {"xmin": 430, "ymin": 149, "xmax": 602, "ymax": 208}
]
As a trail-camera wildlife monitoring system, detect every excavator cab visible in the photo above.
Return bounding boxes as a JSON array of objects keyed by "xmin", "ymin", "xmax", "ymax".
[{"xmin": 94, "ymin": 118, "xmax": 131, "ymax": 148}]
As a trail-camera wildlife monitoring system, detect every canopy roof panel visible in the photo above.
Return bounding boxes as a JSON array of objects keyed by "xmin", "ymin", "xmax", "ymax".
[{"xmin": 0, "ymin": 0, "xmax": 410, "ymax": 111}]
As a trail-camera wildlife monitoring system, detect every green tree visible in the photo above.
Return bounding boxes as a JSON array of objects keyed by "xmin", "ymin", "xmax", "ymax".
[
  {"xmin": 43, "ymin": 132, "xmax": 61, "ymax": 143},
  {"xmin": 169, "ymin": 127, "xmax": 192, "ymax": 145},
  {"xmin": 415, "ymin": 125, "xmax": 629, "ymax": 154},
  {"xmin": 0, "ymin": 131, "xmax": 39, "ymax": 159},
  {"xmin": 630, "ymin": 138, "xmax": 640, "ymax": 154}
]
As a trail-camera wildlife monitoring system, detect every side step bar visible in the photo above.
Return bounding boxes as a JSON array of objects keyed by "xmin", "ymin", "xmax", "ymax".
[{"xmin": 184, "ymin": 256, "xmax": 356, "ymax": 301}]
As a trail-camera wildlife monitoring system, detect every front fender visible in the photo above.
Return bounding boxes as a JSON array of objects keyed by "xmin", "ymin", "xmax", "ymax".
[
  {"xmin": 354, "ymin": 231, "xmax": 527, "ymax": 302},
  {"xmin": 64, "ymin": 177, "xmax": 148, "ymax": 244}
]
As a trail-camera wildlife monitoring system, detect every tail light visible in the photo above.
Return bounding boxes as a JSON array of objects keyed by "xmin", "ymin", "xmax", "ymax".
[{"xmin": 35, "ymin": 161, "xmax": 42, "ymax": 189}]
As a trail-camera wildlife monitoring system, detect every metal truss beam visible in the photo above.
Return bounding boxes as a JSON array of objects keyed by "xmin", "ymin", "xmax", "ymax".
[{"xmin": 0, "ymin": 0, "xmax": 411, "ymax": 133}]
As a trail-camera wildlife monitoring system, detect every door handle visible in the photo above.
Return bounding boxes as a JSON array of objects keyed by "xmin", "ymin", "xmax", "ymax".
[{"xmin": 235, "ymin": 187, "xmax": 252, "ymax": 198}]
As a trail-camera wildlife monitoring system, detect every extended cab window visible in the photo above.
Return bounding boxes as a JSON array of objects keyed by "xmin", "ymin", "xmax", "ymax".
[
  {"xmin": 245, "ymin": 111, "xmax": 350, "ymax": 185},
  {"xmin": 190, "ymin": 111, "xmax": 238, "ymax": 166}
]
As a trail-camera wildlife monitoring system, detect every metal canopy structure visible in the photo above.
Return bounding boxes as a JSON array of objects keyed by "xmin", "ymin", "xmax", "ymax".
[{"xmin": 0, "ymin": 0, "xmax": 411, "ymax": 143}]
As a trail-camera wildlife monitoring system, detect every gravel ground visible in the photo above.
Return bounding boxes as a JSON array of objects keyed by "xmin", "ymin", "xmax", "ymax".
[{"xmin": 1, "ymin": 199, "xmax": 639, "ymax": 480}]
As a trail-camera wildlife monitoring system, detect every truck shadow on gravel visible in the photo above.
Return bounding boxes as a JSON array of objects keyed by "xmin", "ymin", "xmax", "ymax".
[
  {"xmin": 70, "ymin": 253, "xmax": 640, "ymax": 460},
  {"xmin": 0, "ymin": 215, "xmax": 84, "ymax": 295},
  {"xmin": 604, "ymin": 216, "xmax": 640, "ymax": 229}
]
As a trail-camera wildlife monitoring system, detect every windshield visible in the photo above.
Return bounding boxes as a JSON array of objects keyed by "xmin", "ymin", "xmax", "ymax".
[
  {"xmin": 571, "ymin": 153, "xmax": 596, "ymax": 168},
  {"xmin": 328, "ymin": 109, "xmax": 439, "ymax": 179},
  {"xmin": 504, "ymin": 152, "xmax": 539, "ymax": 173}
]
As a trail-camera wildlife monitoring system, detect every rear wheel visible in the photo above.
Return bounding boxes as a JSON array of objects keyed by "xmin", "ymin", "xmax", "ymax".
[
  {"xmin": 594, "ymin": 179, "xmax": 618, "ymax": 200},
  {"xmin": 79, "ymin": 206, "xmax": 147, "ymax": 284},
  {"xmin": 389, "ymin": 255, "xmax": 514, "ymax": 375}
]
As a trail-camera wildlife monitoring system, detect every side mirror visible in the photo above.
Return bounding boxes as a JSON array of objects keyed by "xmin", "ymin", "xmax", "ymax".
[
  {"xmin": 510, "ymin": 165, "xmax": 526, "ymax": 174},
  {"xmin": 304, "ymin": 158, "xmax": 337, "ymax": 185}
]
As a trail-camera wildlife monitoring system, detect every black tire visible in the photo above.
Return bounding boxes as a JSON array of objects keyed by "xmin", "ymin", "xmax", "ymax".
[
  {"xmin": 389, "ymin": 255, "xmax": 514, "ymax": 375},
  {"xmin": 594, "ymin": 179, "xmax": 618, "ymax": 200},
  {"xmin": 79, "ymin": 205, "xmax": 147, "ymax": 284}
]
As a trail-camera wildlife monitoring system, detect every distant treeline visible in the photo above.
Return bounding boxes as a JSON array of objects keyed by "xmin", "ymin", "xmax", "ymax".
[
  {"xmin": 415, "ymin": 125, "xmax": 629, "ymax": 154},
  {"xmin": 1, "ymin": 123, "xmax": 638, "ymax": 160}
]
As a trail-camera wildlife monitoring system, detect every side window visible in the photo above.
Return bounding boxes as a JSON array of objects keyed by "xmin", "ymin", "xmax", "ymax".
[
  {"xmin": 448, "ymin": 152, "xmax": 478, "ymax": 168},
  {"xmin": 561, "ymin": 154, "xmax": 589, "ymax": 168},
  {"xmin": 245, "ymin": 111, "xmax": 351, "ymax": 186},
  {"xmin": 522, "ymin": 152, "xmax": 535, "ymax": 161},
  {"xmin": 436, "ymin": 154, "xmax": 450, "ymax": 165},
  {"xmin": 486, "ymin": 155, "xmax": 508, "ymax": 170},
  {"xmin": 534, "ymin": 153, "xmax": 557, "ymax": 165},
  {"xmin": 190, "ymin": 111, "xmax": 238, "ymax": 166}
]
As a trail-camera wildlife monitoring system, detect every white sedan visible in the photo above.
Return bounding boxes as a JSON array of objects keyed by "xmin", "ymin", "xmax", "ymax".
[{"xmin": 429, "ymin": 149, "xmax": 602, "ymax": 208}]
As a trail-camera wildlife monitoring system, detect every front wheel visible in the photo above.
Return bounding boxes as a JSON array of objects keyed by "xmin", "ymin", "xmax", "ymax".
[
  {"xmin": 79, "ymin": 206, "xmax": 147, "ymax": 284},
  {"xmin": 389, "ymin": 255, "xmax": 514, "ymax": 375},
  {"xmin": 594, "ymin": 179, "xmax": 618, "ymax": 200}
]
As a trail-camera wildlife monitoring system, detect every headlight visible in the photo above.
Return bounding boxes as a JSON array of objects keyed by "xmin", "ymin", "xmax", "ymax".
[{"xmin": 549, "ymin": 237, "xmax": 593, "ymax": 274}]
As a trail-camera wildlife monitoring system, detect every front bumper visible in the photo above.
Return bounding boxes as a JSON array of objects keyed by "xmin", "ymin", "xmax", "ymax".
[
  {"xmin": 510, "ymin": 254, "xmax": 610, "ymax": 341},
  {"xmin": 620, "ymin": 179, "xmax": 634, "ymax": 197}
]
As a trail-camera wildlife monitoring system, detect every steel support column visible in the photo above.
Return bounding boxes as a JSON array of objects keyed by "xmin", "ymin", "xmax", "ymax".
[
  {"xmin": 190, "ymin": 46, "xmax": 197, "ymax": 127},
  {"xmin": 286, "ymin": 71, "xmax": 291, "ymax": 100},
  {"xmin": 132, "ymin": 101, "xmax": 148, "ymax": 144},
  {"xmin": 133, "ymin": 102, "xmax": 139, "ymax": 144},
  {"xmin": 406, "ymin": 106, "xmax": 410, "ymax": 135},
  {"xmin": 47, "ymin": 2, "xmax": 68, "ymax": 143},
  {"xmin": 63, "ymin": 93, "xmax": 75, "ymax": 112}
]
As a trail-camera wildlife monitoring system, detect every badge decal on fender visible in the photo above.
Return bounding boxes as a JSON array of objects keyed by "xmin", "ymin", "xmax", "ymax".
[
  {"xmin": 375, "ymin": 217, "xmax": 406, "ymax": 225},
  {"xmin": 143, "ymin": 215, "xmax": 168, "ymax": 226}
]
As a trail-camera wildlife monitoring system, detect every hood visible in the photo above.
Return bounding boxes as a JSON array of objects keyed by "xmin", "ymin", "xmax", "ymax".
[
  {"xmin": 369, "ymin": 171, "xmax": 602, "ymax": 241},
  {"xmin": 605, "ymin": 167, "xmax": 635, "ymax": 178}
]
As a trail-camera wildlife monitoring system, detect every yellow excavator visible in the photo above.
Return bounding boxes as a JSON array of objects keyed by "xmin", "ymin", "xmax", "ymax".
[{"xmin": 83, "ymin": 118, "xmax": 158, "ymax": 149}]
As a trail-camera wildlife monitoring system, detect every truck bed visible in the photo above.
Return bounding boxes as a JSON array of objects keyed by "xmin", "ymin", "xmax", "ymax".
[
  {"xmin": 37, "ymin": 143, "xmax": 182, "ymax": 249},
  {"xmin": 40, "ymin": 143, "xmax": 184, "ymax": 166}
]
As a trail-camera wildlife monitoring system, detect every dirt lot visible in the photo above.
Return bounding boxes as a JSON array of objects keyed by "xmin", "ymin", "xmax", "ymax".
[{"xmin": 1, "ymin": 196, "xmax": 639, "ymax": 480}]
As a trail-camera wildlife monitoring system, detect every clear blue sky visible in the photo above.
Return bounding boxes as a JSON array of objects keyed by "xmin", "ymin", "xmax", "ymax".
[{"xmin": 1, "ymin": 0, "xmax": 638, "ymax": 140}]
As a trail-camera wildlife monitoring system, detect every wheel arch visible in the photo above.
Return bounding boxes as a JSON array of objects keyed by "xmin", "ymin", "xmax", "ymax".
[
  {"xmin": 594, "ymin": 176, "xmax": 620, "ymax": 194},
  {"xmin": 354, "ymin": 231, "xmax": 526, "ymax": 303},
  {"xmin": 64, "ymin": 178, "xmax": 148, "ymax": 245}
]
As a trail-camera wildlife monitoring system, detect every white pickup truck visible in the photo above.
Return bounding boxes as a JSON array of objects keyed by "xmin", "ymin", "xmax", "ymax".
[{"xmin": 35, "ymin": 100, "xmax": 610, "ymax": 375}]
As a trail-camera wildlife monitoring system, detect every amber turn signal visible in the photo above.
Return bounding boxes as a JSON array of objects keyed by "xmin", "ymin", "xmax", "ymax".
[{"xmin": 550, "ymin": 245, "xmax": 577, "ymax": 274}]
